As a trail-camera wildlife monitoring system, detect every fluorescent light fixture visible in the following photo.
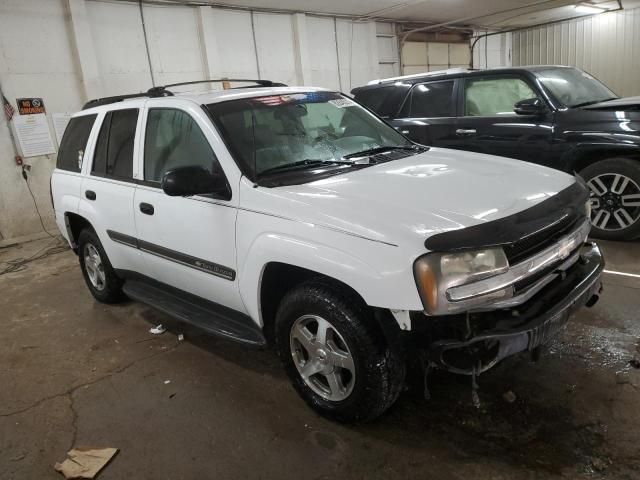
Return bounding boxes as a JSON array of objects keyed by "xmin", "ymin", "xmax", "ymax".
[{"xmin": 575, "ymin": 4, "xmax": 605, "ymax": 14}]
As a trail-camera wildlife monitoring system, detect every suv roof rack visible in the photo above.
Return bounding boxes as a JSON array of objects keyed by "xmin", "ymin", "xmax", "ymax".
[
  {"xmin": 82, "ymin": 78, "xmax": 287, "ymax": 110},
  {"xmin": 366, "ymin": 68, "xmax": 477, "ymax": 86}
]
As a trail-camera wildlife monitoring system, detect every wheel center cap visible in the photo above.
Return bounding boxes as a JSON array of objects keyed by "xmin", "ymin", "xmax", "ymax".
[{"xmin": 316, "ymin": 349, "xmax": 328, "ymax": 362}]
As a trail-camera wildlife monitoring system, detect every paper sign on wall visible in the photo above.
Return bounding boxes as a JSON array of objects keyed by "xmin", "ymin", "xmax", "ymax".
[
  {"xmin": 52, "ymin": 113, "xmax": 72, "ymax": 146},
  {"xmin": 17, "ymin": 97, "xmax": 46, "ymax": 115},
  {"xmin": 13, "ymin": 113, "xmax": 56, "ymax": 157}
]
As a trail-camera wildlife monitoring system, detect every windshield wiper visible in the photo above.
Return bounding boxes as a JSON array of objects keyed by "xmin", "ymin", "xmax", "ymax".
[
  {"xmin": 572, "ymin": 97, "xmax": 618, "ymax": 108},
  {"xmin": 259, "ymin": 159, "xmax": 354, "ymax": 176},
  {"xmin": 342, "ymin": 145, "xmax": 421, "ymax": 160}
]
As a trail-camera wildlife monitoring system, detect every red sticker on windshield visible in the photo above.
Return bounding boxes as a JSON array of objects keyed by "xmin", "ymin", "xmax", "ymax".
[{"xmin": 252, "ymin": 94, "xmax": 309, "ymax": 106}]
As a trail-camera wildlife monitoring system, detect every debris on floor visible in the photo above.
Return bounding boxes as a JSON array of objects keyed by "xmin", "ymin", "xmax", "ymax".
[
  {"xmin": 164, "ymin": 380, "xmax": 171, "ymax": 384},
  {"xmin": 502, "ymin": 390, "xmax": 517, "ymax": 403},
  {"xmin": 178, "ymin": 333, "xmax": 184, "ymax": 341},
  {"xmin": 149, "ymin": 324, "xmax": 166, "ymax": 335},
  {"xmin": 590, "ymin": 456, "xmax": 609, "ymax": 472},
  {"xmin": 615, "ymin": 371, "xmax": 630, "ymax": 384},
  {"xmin": 54, "ymin": 447, "xmax": 118, "ymax": 479}
]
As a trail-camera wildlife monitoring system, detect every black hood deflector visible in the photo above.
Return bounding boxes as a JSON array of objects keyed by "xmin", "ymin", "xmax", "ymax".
[{"xmin": 424, "ymin": 179, "xmax": 589, "ymax": 253}]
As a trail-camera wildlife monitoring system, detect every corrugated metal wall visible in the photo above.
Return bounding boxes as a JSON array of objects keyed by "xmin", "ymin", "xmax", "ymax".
[{"xmin": 513, "ymin": 7, "xmax": 640, "ymax": 97}]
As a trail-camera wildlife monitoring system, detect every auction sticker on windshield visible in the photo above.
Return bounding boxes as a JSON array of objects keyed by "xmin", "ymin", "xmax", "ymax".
[{"xmin": 328, "ymin": 98, "xmax": 355, "ymax": 108}]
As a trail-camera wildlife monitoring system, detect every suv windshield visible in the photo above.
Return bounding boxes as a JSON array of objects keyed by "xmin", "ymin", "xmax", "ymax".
[
  {"xmin": 535, "ymin": 68, "xmax": 617, "ymax": 108},
  {"xmin": 207, "ymin": 91, "xmax": 414, "ymax": 183}
]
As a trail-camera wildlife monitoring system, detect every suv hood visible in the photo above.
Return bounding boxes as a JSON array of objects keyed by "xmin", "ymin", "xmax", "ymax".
[
  {"xmin": 583, "ymin": 96, "xmax": 640, "ymax": 110},
  {"xmin": 248, "ymin": 148, "xmax": 576, "ymax": 249}
]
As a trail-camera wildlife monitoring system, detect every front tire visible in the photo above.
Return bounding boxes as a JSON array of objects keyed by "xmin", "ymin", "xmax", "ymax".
[
  {"xmin": 275, "ymin": 280, "xmax": 405, "ymax": 423},
  {"xmin": 580, "ymin": 158, "xmax": 640, "ymax": 241},
  {"xmin": 78, "ymin": 228, "xmax": 126, "ymax": 303}
]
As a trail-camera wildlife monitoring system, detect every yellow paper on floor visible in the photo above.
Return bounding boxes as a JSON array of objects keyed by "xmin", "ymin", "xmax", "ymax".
[{"xmin": 54, "ymin": 447, "xmax": 118, "ymax": 479}]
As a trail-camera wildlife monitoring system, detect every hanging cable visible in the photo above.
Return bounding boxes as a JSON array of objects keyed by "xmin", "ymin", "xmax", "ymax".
[
  {"xmin": 21, "ymin": 166, "xmax": 57, "ymax": 241},
  {"xmin": 334, "ymin": 17, "xmax": 343, "ymax": 91},
  {"xmin": 0, "ymin": 239, "xmax": 68, "ymax": 276},
  {"xmin": 139, "ymin": 0, "xmax": 156, "ymax": 86},
  {"xmin": 250, "ymin": 11, "xmax": 262, "ymax": 79}
]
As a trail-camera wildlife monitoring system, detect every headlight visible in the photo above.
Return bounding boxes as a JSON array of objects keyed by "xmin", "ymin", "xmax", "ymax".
[{"xmin": 414, "ymin": 247, "xmax": 510, "ymax": 315}]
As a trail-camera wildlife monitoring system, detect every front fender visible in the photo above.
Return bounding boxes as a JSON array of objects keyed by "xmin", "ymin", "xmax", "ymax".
[
  {"xmin": 237, "ymin": 228, "xmax": 424, "ymax": 326},
  {"xmin": 561, "ymin": 136, "xmax": 640, "ymax": 171}
]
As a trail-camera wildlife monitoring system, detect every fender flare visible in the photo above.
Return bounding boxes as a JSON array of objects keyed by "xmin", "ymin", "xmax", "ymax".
[
  {"xmin": 562, "ymin": 141, "xmax": 640, "ymax": 172},
  {"xmin": 238, "ymin": 232, "xmax": 388, "ymax": 326}
]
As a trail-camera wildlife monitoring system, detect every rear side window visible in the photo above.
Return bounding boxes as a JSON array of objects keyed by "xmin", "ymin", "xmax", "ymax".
[
  {"xmin": 56, "ymin": 114, "xmax": 97, "ymax": 172},
  {"xmin": 92, "ymin": 109, "xmax": 138, "ymax": 180},
  {"xmin": 400, "ymin": 81, "xmax": 455, "ymax": 118},
  {"xmin": 354, "ymin": 86, "xmax": 407, "ymax": 117},
  {"xmin": 464, "ymin": 77, "xmax": 539, "ymax": 116},
  {"xmin": 144, "ymin": 109, "xmax": 219, "ymax": 183}
]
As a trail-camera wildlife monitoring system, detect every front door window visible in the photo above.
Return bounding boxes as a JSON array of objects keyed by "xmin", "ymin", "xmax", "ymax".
[{"xmin": 464, "ymin": 77, "xmax": 539, "ymax": 116}]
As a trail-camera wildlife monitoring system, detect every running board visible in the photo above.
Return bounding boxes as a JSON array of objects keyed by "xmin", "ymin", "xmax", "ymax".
[{"xmin": 122, "ymin": 278, "xmax": 266, "ymax": 347}]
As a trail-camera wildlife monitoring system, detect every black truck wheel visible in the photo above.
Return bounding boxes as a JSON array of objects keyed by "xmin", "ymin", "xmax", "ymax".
[{"xmin": 580, "ymin": 158, "xmax": 640, "ymax": 241}]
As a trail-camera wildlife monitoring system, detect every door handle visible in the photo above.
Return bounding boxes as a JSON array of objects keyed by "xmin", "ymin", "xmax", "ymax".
[
  {"xmin": 456, "ymin": 128, "xmax": 477, "ymax": 136},
  {"xmin": 139, "ymin": 202, "xmax": 154, "ymax": 215},
  {"xmin": 85, "ymin": 190, "xmax": 96, "ymax": 201}
]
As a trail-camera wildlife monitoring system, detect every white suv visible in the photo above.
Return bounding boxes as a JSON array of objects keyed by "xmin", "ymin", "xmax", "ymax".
[{"xmin": 52, "ymin": 80, "xmax": 604, "ymax": 422}]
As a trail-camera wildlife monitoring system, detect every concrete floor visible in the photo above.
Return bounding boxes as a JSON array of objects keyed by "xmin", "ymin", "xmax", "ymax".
[{"xmin": 1, "ymin": 237, "xmax": 639, "ymax": 480}]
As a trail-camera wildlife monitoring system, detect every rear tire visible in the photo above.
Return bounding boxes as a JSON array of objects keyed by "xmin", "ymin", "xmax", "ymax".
[
  {"xmin": 580, "ymin": 158, "xmax": 640, "ymax": 241},
  {"xmin": 275, "ymin": 279, "xmax": 405, "ymax": 423},
  {"xmin": 78, "ymin": 228, "xmax": 126, "ymax": 303}
]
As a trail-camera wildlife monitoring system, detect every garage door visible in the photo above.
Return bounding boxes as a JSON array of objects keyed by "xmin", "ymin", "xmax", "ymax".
[{"xmin": 401, "ymin": 41, "xmax": 470, "ymax": 75}]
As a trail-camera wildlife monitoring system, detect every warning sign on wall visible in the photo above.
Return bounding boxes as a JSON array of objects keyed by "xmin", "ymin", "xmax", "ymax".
[{"xmin": 17, "ymin": 98, "xmax": 46, "ymax": 115}]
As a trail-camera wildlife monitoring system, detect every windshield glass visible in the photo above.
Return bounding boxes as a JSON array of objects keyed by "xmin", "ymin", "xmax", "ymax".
[
  {"xmin": 535, "ymin": 68, "xmax": 617, "ymax": 108},
  {"xmin": 207, "ymin": 91, "xmax": 413, "ymax": 181}
]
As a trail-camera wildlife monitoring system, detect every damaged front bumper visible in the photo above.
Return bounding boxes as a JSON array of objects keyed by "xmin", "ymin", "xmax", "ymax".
[{"xmin": 415, "ymin": 242, "xmax": 604, "ymax": 375}]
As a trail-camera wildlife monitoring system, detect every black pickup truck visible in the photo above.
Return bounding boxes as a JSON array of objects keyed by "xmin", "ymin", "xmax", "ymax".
[{"xmin": 352, "ymin": 66, "xmax": 640, "ymax": 240}]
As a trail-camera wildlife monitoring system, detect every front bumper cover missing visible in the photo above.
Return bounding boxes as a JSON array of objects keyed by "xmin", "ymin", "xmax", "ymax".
[{"xmin": 427, "ymin": 242, "xmax": 604, "ymax": 375}]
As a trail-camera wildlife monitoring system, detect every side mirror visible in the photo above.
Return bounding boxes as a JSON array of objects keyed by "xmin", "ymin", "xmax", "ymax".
[
  {"xmin": 514, "ymin": 97, "xmax": 546, "ymax": 116},
  {"xmin": 161, "ymin": 165, "xmax": 230, "ymax": 199}
]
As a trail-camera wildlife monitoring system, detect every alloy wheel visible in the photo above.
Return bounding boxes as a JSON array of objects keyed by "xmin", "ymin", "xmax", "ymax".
[
  {"xmin": 84, "ymin": 243, "xmax": 106, "ymax": 291},
  {"xmin": 289, "ymin": 314, "xmax": 356, "ymax": 401},
  {"xmin": 588, "ymin": 173, "xmax": 640, "ymax": 231}
]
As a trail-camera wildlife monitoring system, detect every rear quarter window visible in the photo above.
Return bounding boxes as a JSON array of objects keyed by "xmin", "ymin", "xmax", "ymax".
[
  {"xmin": 56, "ymin": 114, "xmax": 97, "ymax": 172},
  {"xmin": 353, "ymin": 86, "xmax": 407, "ymax": 117}
]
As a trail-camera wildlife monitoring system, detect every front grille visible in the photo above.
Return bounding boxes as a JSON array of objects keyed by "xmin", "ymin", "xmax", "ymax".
[
  {"xmin": 512, "ymin": 245, "xmax": 580, "ymax": 293},
  {"xmin": 504, "ymin": 214, "xmax": 579, "ymax": 265}
]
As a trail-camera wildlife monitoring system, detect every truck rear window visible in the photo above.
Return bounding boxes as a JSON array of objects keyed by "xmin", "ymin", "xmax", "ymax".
[{"xmin": 56, "ymin": 114, "xmax": 97, "ymax": 172}]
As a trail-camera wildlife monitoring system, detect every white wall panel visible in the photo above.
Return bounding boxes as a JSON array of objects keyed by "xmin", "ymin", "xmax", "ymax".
[
  {"xmin": 473, "ymin": 32, "xmax": 511, "ymax": 69},
  {"xmin": 0, "ymin": 0, "xmax": 398, "ymax": 241},
  {"xmin": 513, "ymin": 7, "xmax": 640, "ymax": 97},
  {"xmin": 0, "ymin": 0, "xmax": 84, "ymax": 239},
  {"xmin": 253, "ymin": 12, "xmax": 297, "ymax": 86},
  {"xmin": 337, "ymin": 20, "xmax": 379, "ymax": 92},
  {"xmin": 307, "ymin": 16, "xmax": 340, "ymax": 90},
  {"xmin": 208, "ymin": 9, "xmax": 259, "ymax": 81},
  {"xmin": 376, "ymin": 22, "xmax": 399, "ymax": 80},
  {"xmin": 142, "ymin": 4, "xmax": 205, "ymax": 87},
  {"xmin": 86, "ymin": 0, "xmax": 152, "ymax": 96}
]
